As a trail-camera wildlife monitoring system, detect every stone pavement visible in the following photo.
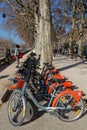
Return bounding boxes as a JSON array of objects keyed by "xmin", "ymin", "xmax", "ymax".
[{"xmin": 53, "ymin": 54, "xmax": 87, "ymax": 96}]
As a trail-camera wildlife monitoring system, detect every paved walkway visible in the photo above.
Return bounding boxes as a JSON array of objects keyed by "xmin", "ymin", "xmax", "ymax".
[
  {"xmin": 0, "ymin": 52, "xmax": 30, "ymax": 104},
  {"xmin": 53, "ymin": 54, "xmax": 87, "ymax": 95},
  {"xmin": 0, "ymin": 53, "xmax": 87, "ymax": 130},
  {"xmin": 0, "ymin": 53, "xmax": 87, "ymax": 103}
]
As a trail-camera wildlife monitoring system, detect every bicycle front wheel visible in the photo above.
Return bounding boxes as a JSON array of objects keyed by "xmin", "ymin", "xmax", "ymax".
[
  {"xmin": 24, "ymin": 99, "xmax": 38, "ymax": 123},
  {"xmin": 53, "ymin": 94, "xmax": 84, "ymax": 122},
  {"xmin": 7, "ymin": 91, "xmax": 26, "ymax": 126}
]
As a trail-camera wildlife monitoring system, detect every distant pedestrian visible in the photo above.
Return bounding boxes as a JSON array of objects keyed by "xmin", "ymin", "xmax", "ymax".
[
  {"xmin": 5, "ymin": 47, "xmax": 11, "ymax": 64},
  {"xmin": 59, "ymin": 47, "xmax": 62, "ymax": 54},
  {"xmin": 14, "ymin": 44, "xmax": 20, "ymax": 68},
  {"xmin": 82, "ymin": 49, "xmax": 87, "ymax": 59},
  {"xmin": 74, "ymin": 46, "xmax": 78, "ymax": 60},
  {"xmin": 53, "ymin": 48, "xmax": 57, "ymax": 57},
  {"xmin": 70, "ymin": 48, "xmax": 74, "ymax": 59}
]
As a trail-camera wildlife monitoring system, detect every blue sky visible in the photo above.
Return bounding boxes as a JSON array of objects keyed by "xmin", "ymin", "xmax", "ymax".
[{"xmin": 0, "ymin": 12, "xmax": 25, "ymax": 44}]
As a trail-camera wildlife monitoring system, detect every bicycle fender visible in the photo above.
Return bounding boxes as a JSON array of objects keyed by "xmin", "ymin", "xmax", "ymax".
[{"xmin": 52, "ymin": 90, "xmax": 82, "ymax": 107}]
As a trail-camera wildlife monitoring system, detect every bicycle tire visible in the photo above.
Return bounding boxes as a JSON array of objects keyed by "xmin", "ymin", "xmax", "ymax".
[
  {"xmin": 52, "ymin": 94, "xmax": 84, "ymax": 122},
  {"xmin": 24, "ymin": 98, "xmax": 38, "ymax": 123},
  {"xmin": 7, "ymin": 90, "xmax": 26, "ymax": 126}
]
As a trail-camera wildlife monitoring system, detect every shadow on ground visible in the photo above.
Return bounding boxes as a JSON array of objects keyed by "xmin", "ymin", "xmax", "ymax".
[
  {"xmin": 0, "ymin": 75, "xmax": 9, "ymax": 80},
  {"xmin": 22, "ymin": 99, "xmax": 48, "ymax": 126},
  {"xmin": 57, "ymin": 60, "xmax": 87, "ymax": 71},
  {"xmin": 80, "ymin": 98, "xmax": 87, "ymax": 118},
  {"xmin": 0, "ymin": 60, "xmax": 15, "ymax": 73},
  {"xmin": 22, "ymin": 110, "xmax": 45, "ymax": 126},
  {"xmin": 53, "ymin": 57, "xmax": 69, "ymax": 61}
]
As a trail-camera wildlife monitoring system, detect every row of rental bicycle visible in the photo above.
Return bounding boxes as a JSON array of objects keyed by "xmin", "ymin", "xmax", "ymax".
[{"xmin": 7, "ymin": 52, "xmax": 85, "ymax": 126}]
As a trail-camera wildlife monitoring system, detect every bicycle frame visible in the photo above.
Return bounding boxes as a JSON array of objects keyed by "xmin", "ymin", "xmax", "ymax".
[
  {"xmin": 22, "ymin": 82, "xmax": 71, "ymax": 112},
  {"xmin": 8, "ymin": 79, "xmax": 83, "ymax": 113},
  {"xmin": 7, "ymin": 53, "xmax": 85, "ymax": 125}
]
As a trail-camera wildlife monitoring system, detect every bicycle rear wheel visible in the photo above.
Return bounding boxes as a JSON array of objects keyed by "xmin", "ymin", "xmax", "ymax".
[
  {"xmin": 7, "ymin": 91, "xmax": 26, "ymax": 126},
  {"xmin": 53, "ymin": 94, "xmax": 84, "ymax": 122}
]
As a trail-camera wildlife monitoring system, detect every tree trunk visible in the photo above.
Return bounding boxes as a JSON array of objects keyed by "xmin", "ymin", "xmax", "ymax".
[
  {"xmin": 35, "ymin": 0, "xmax": 52, "ymax": 67},
  {"xmin": 78, "ymin": 2, "xmax": 84, "ymax": 58},
  {"xmin": 69, "ymin": 0, "xmax": 76, "ymax": 53},
  {"xmin": 78, "ymin": 38, "xmax": 83, "ymax": 58}
]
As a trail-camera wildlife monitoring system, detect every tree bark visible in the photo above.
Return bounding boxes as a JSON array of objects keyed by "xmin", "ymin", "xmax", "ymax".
[
  {"xmin": 78, "ymin": 2, "xmax": 84, "ymax": 58},
  {"xmin": 35, "ymin": 0, "xmax": 52, "ymax": 67},
  {"xmin": 69, "ymin": 0, "xmax": 76, "ymax": 51}
]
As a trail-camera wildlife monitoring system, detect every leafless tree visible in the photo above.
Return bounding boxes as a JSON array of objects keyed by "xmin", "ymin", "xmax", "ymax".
[{"xmin": 0, "ymin": 0, "xmax": 53, "ymax": 65}]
